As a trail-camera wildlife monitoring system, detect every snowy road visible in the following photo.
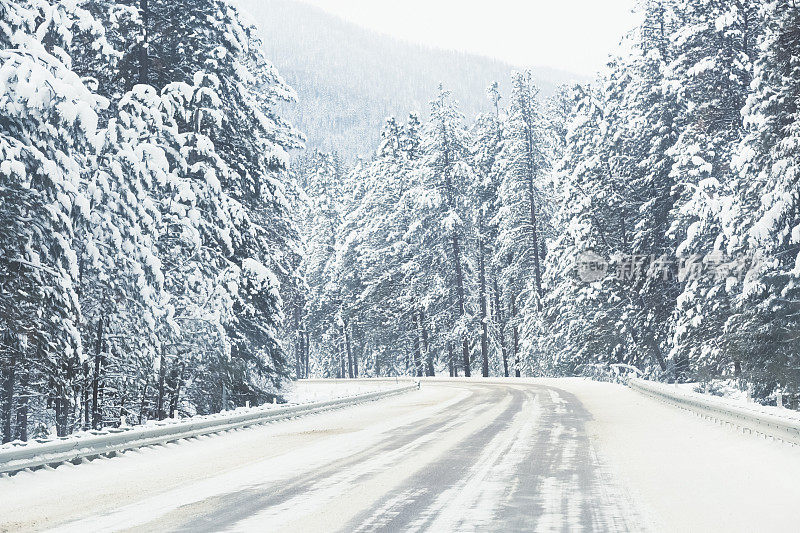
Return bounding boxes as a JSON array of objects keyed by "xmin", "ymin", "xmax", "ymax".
[
  {"xmin": 134, "ymin": 382, "xmax": 635, "ymax": 532},
  {"xmin": 3, "ymin": 379, "xmax": 800, "ymax": 532}
]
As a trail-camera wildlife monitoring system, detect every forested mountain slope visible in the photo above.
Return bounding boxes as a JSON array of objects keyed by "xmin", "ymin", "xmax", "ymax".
[{"xmin": 235, "ymin": 0, "xmax": 583, "ymax": 158}]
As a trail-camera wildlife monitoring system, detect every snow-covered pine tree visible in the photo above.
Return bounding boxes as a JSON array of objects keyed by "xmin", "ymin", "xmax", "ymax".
[
  {"xmin": 0, "ymin": 0, "xmax": 112, "ymax": 439},
  {"xmin": 412, "ymin": 85, "xmax": 477, "ymax": 377},
  {"xmin": 494, "ymin": 71, "xmax": 553, "ymax": 376},
  {"xmin": 471, "ymin": 82, "xmax": 506, "ymax": 376},
  {"xmin": 346, "ymin": 120, "xmax": 413, "ymax": 376},
  {"xmin": 87, "ymin": 77, "xmax": 235, "ymax": 421},
  {"xmin": 359, "ymin": 116, "xmax": 436, "ymax": 376},
  {"xmin": 92, "ymin": 0, "xmax": 303, "ymax": 400},
  {"xmin": 541, "ymin": 84, "xmax": 633, "ymax": 375},
  {"xmin": 298, "ymin": 151, "xmax": 350, "ymax": 377},
  {"xmin": 544, "ymin": 84, "xmax": 573, "ymax": 154},
  {"xmin": 72, "ymin": 86, "xmax": 169, "ymax": 430},
  {"xmin": 734, "ymin": 0, "xmax": 800, "ymax": 396},
  {"xmin": 615, "ymin": 0, "xmax": 682, "ymax": 375},
  {"xmin": 396, "ymin": 116, "xmax": 439, "ymax": 377},
  {"xmin": 666, "ymin": 0, "xmax": 762, "ymax": 380}
]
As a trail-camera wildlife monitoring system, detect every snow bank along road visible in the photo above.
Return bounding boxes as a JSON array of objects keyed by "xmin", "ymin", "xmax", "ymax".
[{"xmin": 2, "ymin": 379, "xmax": 800, "ymax": 532}]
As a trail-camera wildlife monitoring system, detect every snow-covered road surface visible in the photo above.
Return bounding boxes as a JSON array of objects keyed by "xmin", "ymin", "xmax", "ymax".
[{"xmin": 2, "ymin": 379, "xmax": 800, "ymax": 532}]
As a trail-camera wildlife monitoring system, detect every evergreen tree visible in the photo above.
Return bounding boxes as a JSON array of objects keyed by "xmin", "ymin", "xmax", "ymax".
[
  {"xmin": 0, "ymin": 0, "xmax": 110, "ymax": 439},
  {"xmin": 541, "ymin": 85, "xmax": 633, "ymax": 374},
  {"xmin": 619, "ymin": 0, "xmax": 682, "ymax": 375},
  {"xmin": 471, "ymin": 82, "xmax": 506, "ymax": 376},
  {"xmin": 412, "ymin": 85, "xmax": 476, "ymax": 376},
  {"xmin": 666, "ymin": 0, "xmax": 762, "ymax": 379},
  {"xmin": 495, "ymin": 71, "xmax": 553, "ymax": 375},
  {"xmin": 734, "ymin": 0, "xmax": 800, "ymax": 395}
]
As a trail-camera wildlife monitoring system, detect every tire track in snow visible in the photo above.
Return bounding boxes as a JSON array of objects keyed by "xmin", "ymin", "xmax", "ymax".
[
  {"xmin": 511, "ymin": 386, "xmax": 641, "ymax": 532},
  {"xmin": 342, "ymin": 385, "xmax": 537, "ymax": 532},
  {"xmin": 221, "ymin": 387, "xmax": 514, "ymax": 532},
  {"xmin": 49, "ymin": 385, "xmax": 472, "ymax": 533},
  {"xmin": 408, "ymin": 386, "xmax": 542, "ymax": 531},
  {"xmin": 342, "ymin": 383, "xmax": 639, "ymax": 532},
  {"xmin": 44, "ymin": 382, "xmax": 641, "ymax": 532}
]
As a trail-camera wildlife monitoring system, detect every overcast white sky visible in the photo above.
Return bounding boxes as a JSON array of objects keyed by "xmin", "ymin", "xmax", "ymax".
[{"xmin": 297, "ymin": 0, "xmax": 640, "ymax": 76}]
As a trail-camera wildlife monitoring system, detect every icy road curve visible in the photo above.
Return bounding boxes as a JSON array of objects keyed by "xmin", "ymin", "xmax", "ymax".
[{"xmin": 3, "ymin": 379, "xmax": 800, "ymax": 532}]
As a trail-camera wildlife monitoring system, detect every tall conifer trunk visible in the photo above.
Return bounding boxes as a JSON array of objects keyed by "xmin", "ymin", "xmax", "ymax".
[
  {"xmin": 16, "ymin": 362, "xmax": 28, "ymax": 441},
  {"xmin": 156, "ymin": 344, "xmax": 167, "ymax": 420},
  {"xmin": 343, "ymin": 322, "xmax": 354, "ymax": 379},
  {"xmin": 92, "ymin": 317, "xmax": 105, "ymax": 429},
  {"xmin": 522, "ymin": 91, "xmax": 544, "ymax": 309},
  {"xmin": 420, "ymin": 310, "xmax": 434, "ymax": 376},
  {"xmin": 511, "ymin": 291, "xmax": 520, "ymax": 377},
  {"xmin": 139, "ymin": 0, "xmax": 149, "ymax": 85},
  {"xmin": 493, "ymin": 278, "xmax": 509, "ymax": 377},
  {"xmin": 1, "ymin": 341, "xmax": 15, "ymax": 444},
  {"xmin": 479, "ymin": 228, "xmax": 489, "ymax": 377},
  {"xmin": 412, "ymin": 312, "xmax": 423, "ymax": 377}
]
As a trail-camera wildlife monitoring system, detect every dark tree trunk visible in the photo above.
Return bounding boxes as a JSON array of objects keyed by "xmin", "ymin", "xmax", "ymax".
[
  {"xmin": 412, "ymin": 312, "xmax": 423, "ymax": 377},
  {"xmin": 139, "ymin": 0, "xmax": 149, "ymax": 85},
  {"xmin": 97, "ymin": 350, "xmax": 106, "ymax": 429},
  {"xmin": 118, "ymin": 383, "xmax": 127, "ymax": 426},
  {"xmin": 452, "ymin": 234, "xmax": 471, "ymax": 378},
  {"xmin": 493, "ymin": 277, "xmax": 509, "ymax": 377},
  {"xmin": 300, "ymin": 328, "xmax": 307, "ymax": 379},
  {"xmin": 462, "ymin": 338, "xmax": 471, "ymax": 378},
  {"xmin": 512, "ymin": 291, "xmax": 521, "ymax": 378},
  {"xmin": 15, "ymin": 363, "xmax": 28, "ymax": 441},
  {"xmin": 421, "ymin": 310, "xmax": 434, "ymax": 376},
  {"xmin": 169, "ymin": 361, "xmax": 186, "ymax": 418},
  {"xmin": 82, "ymin": 360, "xmax": 90, "ymax": 430},
  {"xmin": 1, "ymin": 346, "xmax": 15, "ymax": 444},
  {"xmin": 343, "ymin": 322, "xmax": 354, "ymax": 379},
  {"xmin": 139, "ymin": 380, "xmax": 149, "ymax": 424},
  {"xmin": 352, "ymin": 323, "xmax": 360, "ymax": 378},
  {"xmin": 479, "ymin": 231, "xmax": 489, "ymax": 378},
  {"xmin": 92, "ymin": 317, "xmax": 105, "ymax": 429},
  {"xmin": 339, "ymin": 337, "xmax": 346, "ymax": 379},
  {"xmin": 156, "ymin": 344, "xmax": 167, "ymax": 420},
  {"xmin": 298, "ymin": 325, "xmax": 306, "ymax": 379},
  {"xmin": 304, "ymin": 330, "xmax": 310, "ymax": 378},
  {"xmin": 54, "ymin": 347, "xmax": 74, "ymax": 436},
  {"xmin": 294, "ymin": 308, "xmax": 302, "ymax": 380},
  {"xmin": 447, "ymin": 342, "xmax": 455, "ymax": 377},
  {"xmin": 55, "ymin": 396, "xmax": 69, "ymax": 437}
]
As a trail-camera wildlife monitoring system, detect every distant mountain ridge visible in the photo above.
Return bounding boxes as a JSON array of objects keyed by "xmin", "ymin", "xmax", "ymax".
[{"xmin": 235, "ymin": 0, "xmax": 585, "ymax": 160}]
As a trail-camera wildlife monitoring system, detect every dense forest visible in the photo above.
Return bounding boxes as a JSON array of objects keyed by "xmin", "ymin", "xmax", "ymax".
[
  {"xmin": 294, "ymin": 0, "xmax": 800, "ymax": 399},
  {"xmin": 1, "ymin": 0, "xmax": 800, "ymax": 444},
  {"xmin": 0, "ymin": 0, "xmax": 303, "ymax": 442}
]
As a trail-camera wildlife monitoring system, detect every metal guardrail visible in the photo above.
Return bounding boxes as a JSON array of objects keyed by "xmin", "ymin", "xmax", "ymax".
[
  {"xmin": 628, "ymin": 378, "xmax": 800, "ymax": 445},
  {"xmin": 0, "ymin": 383, "xmax": 418, "ymax": 475}
]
